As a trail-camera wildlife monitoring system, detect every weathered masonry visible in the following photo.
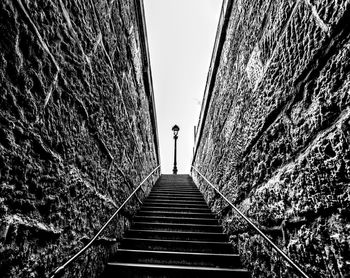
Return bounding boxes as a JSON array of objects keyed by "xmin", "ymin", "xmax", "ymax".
[
  {"xmin": 0, "ymin": 0, "xmax": 159, "ymax": 277},
  {"xmin": 192, "ymin": 0, "xmax": 350, "ymax": 277}
]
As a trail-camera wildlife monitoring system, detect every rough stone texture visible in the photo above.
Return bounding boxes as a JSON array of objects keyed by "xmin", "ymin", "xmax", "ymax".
[
  {"xmin": 193, "ymin": 0, "xmax": 350, "ymax": 277},
  {"xmin": 0, "ymin": 0, "xmax": 159, "ymax": 277}
]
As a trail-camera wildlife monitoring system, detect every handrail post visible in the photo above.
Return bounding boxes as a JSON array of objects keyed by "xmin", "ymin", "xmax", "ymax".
[{"xmin": 191, "ymin": 166, "xmax": 310, "ymax": 278}]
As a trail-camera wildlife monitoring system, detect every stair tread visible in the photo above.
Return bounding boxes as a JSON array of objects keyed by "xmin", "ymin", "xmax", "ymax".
[
  {"xmin": 133, "ymin": 221, "xmax": 221, "ymax": 227},
  {"xmin": 122, "ymin": 237, "xmax": 230, "ymax": 246},
  {"xmin": 134, "ymin": 216, "xmax": 216, "ymax": 221},
  {"xmin": 108, "ymin": 262, "xmax": 248, "ymax": 272},
  {"xmin": 137, "ymin": 211, "xmax": 214, "ymax": 217},
  {"xmin": 151, "ymin": 190, "xmax": 199, "ymax": 192},
  {"xmin": 152, "ymin": 190, "xmax": 200, "ymax": 192},
  {"xmin": 149, "ymin": 194, "xmax": 203, "ymax": 197},
  {"xmin": 128, "ymin": 229, "xmax": 225, "ymax": 236},
  {"xmin": 143, "ymin": 202, "xmax": 208, "ymax": 207},
  {"xmin": 116, "ymin": 248, "xmax": 239, "ymax": 257},
  {"xmin": 126, "ymin": 229, "xmax": 228, "ymax": 241},
  {"xmin": 148, "ymin": 199, "xmax": 204, "ymax": 201},
  {"xmin": 144, "ymin": 202, "xmax": 207, "ymax": 206},
  {"xmin": 148, "ymin": 194, "xmax": 201, "ymax": 196},
  {"xmin": 140, "ymin": 206, "xmax": 211, "ymax": 211},
  {"xmin": 138, "ymin": 210, "xmax": 212, "ymax": 214},
  {"xmin": 144, "ymin": 200, "xmax": 205, "ymax": 203}
]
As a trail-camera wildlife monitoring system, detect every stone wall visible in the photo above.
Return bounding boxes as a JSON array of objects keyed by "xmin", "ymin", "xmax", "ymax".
[
  {"xmin": 193, "ymin": 0, "xmax": 350, "ymax": 277},
  {"xmin": 0, "ymin": 0, "xmax": 159, "ymax": 277}
]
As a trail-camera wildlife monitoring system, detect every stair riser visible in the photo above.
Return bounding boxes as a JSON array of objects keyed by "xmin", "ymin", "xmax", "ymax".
[
  {"xmin": 139, "ymin": 207, "xmax": 212, "ymax": 213},
  {"xmin": 151, "ymin": 191, "xmax": 201, "ymax": 195},
  {"xmin": 143, "ymin": 202, "xmax": 208, "ymax": 208},
  {"xmin": 153, "ymin": 186, "xmax": 198, "ymax": 189},
  {"xmin": 147, "ymin": 194, "xmax": 204, "ymax": 199},
  {"xmin": 120, "ymin": 239, "xmax": 233, "ymax": 253},
  {"xmin": 145, "ymin": 199, "xmax": 207, "ymax": 205},
  {"xmin": 132, "ymin": 222, "xmax": 222, "ymax": 233},
  {"xmin": 153, "ymin": 185, "xmax": 197, "ymax": 188},
  {"xmin": 147, "ymin": 195, "xmax": 205, "ymax": 202},
  {"xmin": 105, "ymin": 265, "xmax": 250, "ymax": 278},
  {"xmin": 133, "ymin": 217, "xmax": 218, "ymax": 225},
  {"xmin": 148, "ymin": 194, "xmax": 204, "ymax": 199},
  {"xmin": 151, "ymin": 190, "xmax": 199, "ymax": 193},
  {"xmin": 156, "ymin": 186, "xmax": 197, "ymax": 188},
  {"xmin": 114, "ymin": 250, "xmax": 241, "ymax": 268},
  {"xmin": 152, "ymin": 187, "xmax": 199, "ymax": 193},
  {"xmin": 146, "ymin": 196, "xmax": 205, "ymax": 201},
  {"xmin": 137, "ymin": 212, "xmax": 214, "ymax": 219},
  {"xmin": 126, "ymin": 230, "xmax": 228, "ymax": 242}
]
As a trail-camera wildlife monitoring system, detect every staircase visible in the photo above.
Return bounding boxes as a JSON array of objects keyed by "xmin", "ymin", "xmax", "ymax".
[{"xmin": 102, "ymin": 174, "xmax": 250, "ymax": 277}]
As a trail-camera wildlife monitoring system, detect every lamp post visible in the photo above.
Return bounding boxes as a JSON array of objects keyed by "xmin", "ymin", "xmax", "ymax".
[{"xmin": 172, "ymin": 125, "xmax": 179, "ymax": 175}]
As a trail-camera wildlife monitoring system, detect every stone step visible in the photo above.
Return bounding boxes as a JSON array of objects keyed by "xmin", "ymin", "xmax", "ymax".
[
  {"xmin": 142, "ymin": 202, "xmax": 208, "ymax": 209},
  {"xmin": 137, "ymin": 211, "xmax": 215, "ymax": 219},
  {"xmin": 145, "ymin": 198, "xmax": 207, "ymax": 205},
  {"xmin": 120, "ymin": 238, "xmax": 233, "ymax": 253},
  {"xmin": 139, "ymin": 206, "xmax": 212, "ymax": 213},
  {"xmin": 153, "ymin": 186, "xmax": 197, "ymax": 189},
  {"xmin": 148, "ymin": 194, "xmax": 204, "ymax": 199},
  {"xmin": 125, "ymin": 229, "xmax": 228, "ymax": 242},
  {"xmin": 151, "ymin": 190, "xmax": 201, "ymax": 194},
  {"xmin": 151, "ymin": 186, "xmax": 198, "ymax": 189},
  {"xmin": 133, "ymin": 216, "xmax": 218, "ymax": 225},
  {"xmin": 113, "ymin": 249, "xmax": 241, "ymax": 268},
  {"xmin": 105, "ymin": 262, "xmax": 250, "ymax": 277},
  {"xmin": 132, "ymin": 221, "xmax": 222, "ymax": 233},
  {"xmin": 153, "ymin": 186, "xmax": 197, "ymax": 188}
]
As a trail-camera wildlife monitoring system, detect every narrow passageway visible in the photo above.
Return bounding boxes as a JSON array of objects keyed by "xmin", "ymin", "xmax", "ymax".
[{"xmin": 1, "ymin": 0, "xmax": 349, "ymax": 277}]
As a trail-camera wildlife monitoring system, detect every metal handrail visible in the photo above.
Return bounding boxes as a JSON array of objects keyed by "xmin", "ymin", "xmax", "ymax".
[
  {"xmin": 191, "ymin": 166, "xmax": 310, "ymax": 278},
  {"xmin": 50, "ymin": 165, "xmax": 161, "ymax": 278}
]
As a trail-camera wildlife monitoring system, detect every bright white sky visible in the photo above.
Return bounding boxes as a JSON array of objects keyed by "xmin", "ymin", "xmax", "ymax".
[{"xmin": 144, "ymin": 0, "xmax": 222, "ymax": 174}]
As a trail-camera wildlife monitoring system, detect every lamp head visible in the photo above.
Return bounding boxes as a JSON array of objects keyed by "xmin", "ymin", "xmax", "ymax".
[{"xmin": 172, "ymin": 125, "xmax": 180, "ymax": 136}]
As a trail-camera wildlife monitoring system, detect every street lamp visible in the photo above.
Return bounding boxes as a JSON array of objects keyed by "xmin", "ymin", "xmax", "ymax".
[{"xmin": 172, "ymin": 125, "xmax": 180, "ymax": 174}]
